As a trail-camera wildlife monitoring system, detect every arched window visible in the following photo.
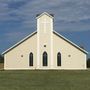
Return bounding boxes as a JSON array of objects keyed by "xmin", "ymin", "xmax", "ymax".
[
  {"xmin": 43, "ymin": 52, "xmax": 48, "ymax": 66},
  {"xmin": 29, "ymin": 52, "xmax": 33, "ymax": 66},
  {"xmin": 57, "ymin": 52, "xmax": 61, "ymax": 66}
]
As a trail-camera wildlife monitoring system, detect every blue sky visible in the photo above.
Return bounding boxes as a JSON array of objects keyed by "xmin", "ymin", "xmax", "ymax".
[{"xmin": 0, "ymin": 0, "xmax": 90, "ymax": 57}]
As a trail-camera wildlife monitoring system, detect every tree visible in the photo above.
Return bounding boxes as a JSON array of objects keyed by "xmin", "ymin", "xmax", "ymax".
[
  {"xmin": 87, "ymin": 58, "xmax": 90, "ymax": 68},
  {"xmin": 0, "ymin": 54, "xmax": 4, "ymax": 63}
]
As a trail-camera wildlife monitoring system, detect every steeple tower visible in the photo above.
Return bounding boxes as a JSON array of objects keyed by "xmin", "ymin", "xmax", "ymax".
[
  {"xmin": 36, "ymin": 12, "xmax": 54, "ymax": 33},
  {"xmin": 36, "ymin": 12, "xmax": 54, "ymax": 69}
]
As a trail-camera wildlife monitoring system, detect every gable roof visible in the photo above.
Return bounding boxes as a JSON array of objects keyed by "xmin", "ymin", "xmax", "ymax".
[
  {"xmin": 53, "ymin": 31, "xmax": 88, "ymax": 54},
  {"xmin": 36, "ymin": 12, "xmax": 54, "ymax": 19},
  {"xmin": 2, "ymin": 31, "xmax": 37, "ymax": 55},
  {"xmin": 2, "ymin": 30, "xmax": 88, "ymax": 55}
]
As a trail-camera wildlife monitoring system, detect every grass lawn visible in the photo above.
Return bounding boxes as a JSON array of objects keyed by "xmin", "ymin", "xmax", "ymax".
[
  {"xmin": 0, "ymin": 70, "xmax": 90, "ymax": 90},
  {"xmin": 0, "ymin": 63, "xmax": 4, "ymax": 70}
]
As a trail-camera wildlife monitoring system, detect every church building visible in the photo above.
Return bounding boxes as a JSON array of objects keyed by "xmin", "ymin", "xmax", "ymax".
[{"xmin": 2, "ymin": 12, "xmax": 88, "ymax": 70}]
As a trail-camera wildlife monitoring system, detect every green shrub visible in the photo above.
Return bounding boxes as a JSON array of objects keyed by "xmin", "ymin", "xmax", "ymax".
[
  {"xmin": 0, "ymin": 54, "xmax": 4, "ymax": 63},
  {"xmin": 87, "ymin": 58, "xmax": 90, "ymax": 68}
]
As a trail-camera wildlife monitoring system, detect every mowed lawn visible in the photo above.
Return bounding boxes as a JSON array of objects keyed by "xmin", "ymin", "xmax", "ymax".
[{"xmin": 0, "ymin": 70, "xmax": 90, "ymax": 90}]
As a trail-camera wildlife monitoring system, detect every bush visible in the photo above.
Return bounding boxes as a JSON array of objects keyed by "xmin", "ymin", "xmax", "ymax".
[
  {"xmin": 87, "ymin": 58, "xmax": 90, "ymax": 68},
  {"xmin": 0, "ymin": 55, "xmax": 4, "ymax": 63}
]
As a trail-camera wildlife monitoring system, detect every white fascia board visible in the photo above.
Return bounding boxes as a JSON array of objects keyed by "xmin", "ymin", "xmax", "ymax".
[
  {"xmin": 2, "ymin": 31, "xmax": 37, "ymax": 55},
  {"xmin": 53, "ymin": 31, "xmax": 88, "ymax": 54}
]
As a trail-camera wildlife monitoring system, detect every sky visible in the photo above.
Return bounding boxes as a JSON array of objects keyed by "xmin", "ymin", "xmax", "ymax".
[{"xmin": 0, "ymin": 0, "xmax": 90, "ymax": 57}]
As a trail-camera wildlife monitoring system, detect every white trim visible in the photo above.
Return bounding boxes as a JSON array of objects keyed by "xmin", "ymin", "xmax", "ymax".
[
  {"xmin": 51, "ymin": 18, "xmax": 53, "ymax": 68},
  {"xmin": 4, "ymin": 68, "xmax": 36, "ymax": 70},
  {"xmin": 37, "ymin": 18, "xmax": 40, "ymax": 69},
  {"xmin": 53, "ymin": 31, "xmax": 88, "ymax": 54},
  {"xmin": 4, "ymin": 54, "xmax": 6, "ymax": 69},
  {"xmin": 4, "ymin": 68, "xmax": 87, "ymax": 70},
  {"xmin": 85, "ymin": 54, "xmax": 87, "ymax": 69},
  {"xmin": 36, "ymin": 12, "xmax": 54, "ymax": 19},
  {"xmin": 2, "ymin": 31, "xmax": 37, "ymax": 55}
]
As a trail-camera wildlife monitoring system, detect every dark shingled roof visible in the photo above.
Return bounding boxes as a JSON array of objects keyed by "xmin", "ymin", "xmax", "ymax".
[{"xmin": 36, "ymin": 13, "xmax": 54, "ymax": 17}]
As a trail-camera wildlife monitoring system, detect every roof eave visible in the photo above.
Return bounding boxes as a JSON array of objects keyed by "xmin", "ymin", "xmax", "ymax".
[
  {"xmin": 36, "ymin": 12, "xmax": 54, "ymax": 19},
  {"xmin": 2, "ymin": 31, "xmax": 37, "ymax": 55},
  {"xmin": 53, "ymin": 31, "xmax": 88, "ymax": 54}
]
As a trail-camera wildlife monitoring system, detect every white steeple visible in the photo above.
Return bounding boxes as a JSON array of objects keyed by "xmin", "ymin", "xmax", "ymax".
[{"xmin": 36, "ymin": 12, "xmax": 54, "ymax": 33}]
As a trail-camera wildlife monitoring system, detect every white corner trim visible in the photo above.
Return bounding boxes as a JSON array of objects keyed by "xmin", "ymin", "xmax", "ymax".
[
  {"xmin": 85, "ymin": 54, "xmax": 87, "ymax": 69},
  {"xmin": 51, "ymin": 18, "xmax": 53, "ymax": 68},
  {"xmin": 37, "ymin": 18, "xmax": 40, "ymax": 68}
]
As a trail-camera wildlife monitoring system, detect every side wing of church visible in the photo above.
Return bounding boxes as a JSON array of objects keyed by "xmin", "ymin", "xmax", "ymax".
[{"xmin": 2, "ymin": 12, "xmax": 88, "ymax": 70}]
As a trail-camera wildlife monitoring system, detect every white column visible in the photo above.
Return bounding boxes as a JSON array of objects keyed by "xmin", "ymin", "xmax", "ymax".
[
  {"xmin": 51, "ymin": 18, "xmax": 53, "ymax": 68},
  {"xmin": 37, "ymin": 19, "xmax": 40, "ymax": 69}
]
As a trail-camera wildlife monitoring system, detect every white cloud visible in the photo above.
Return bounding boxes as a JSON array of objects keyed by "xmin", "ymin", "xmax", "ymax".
[
  {"xmin": 0, "ymin": 0, "xmax": 90, "ymax": 53},
  {"xmin": 15, "ymin": 0, "xmax": 90, "ymax": 20},
  {"xmin": 0, "ymin": 0, "xmax": 90, "ymax": 31},
  {"xmin": 3, "ymin": 31, "xmax": 27, "ymax": 42}
]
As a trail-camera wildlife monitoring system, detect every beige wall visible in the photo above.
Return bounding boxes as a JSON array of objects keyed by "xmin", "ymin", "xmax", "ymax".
[
  {"xmin": 53, "ymin": 33, "xmax": 87, "ymax": 69},
  {"xmin": 4, "ymin": 34, "xmax": 37, "ymax": 70}
]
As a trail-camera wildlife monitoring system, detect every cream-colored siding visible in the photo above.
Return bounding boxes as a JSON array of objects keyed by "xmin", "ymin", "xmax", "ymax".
[
  {"xmin": 53, "ymin": 33, "xmax": 87, "ymax": 69},
  {"xmin": 4, "ymin": 34, "xmax": 37, "ymax": 70}
]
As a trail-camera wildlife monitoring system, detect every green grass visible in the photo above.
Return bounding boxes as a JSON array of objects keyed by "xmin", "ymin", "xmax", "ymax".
[{"xmin": 0, "ymin": 70, "xmax": 90, "ymax": 90}]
